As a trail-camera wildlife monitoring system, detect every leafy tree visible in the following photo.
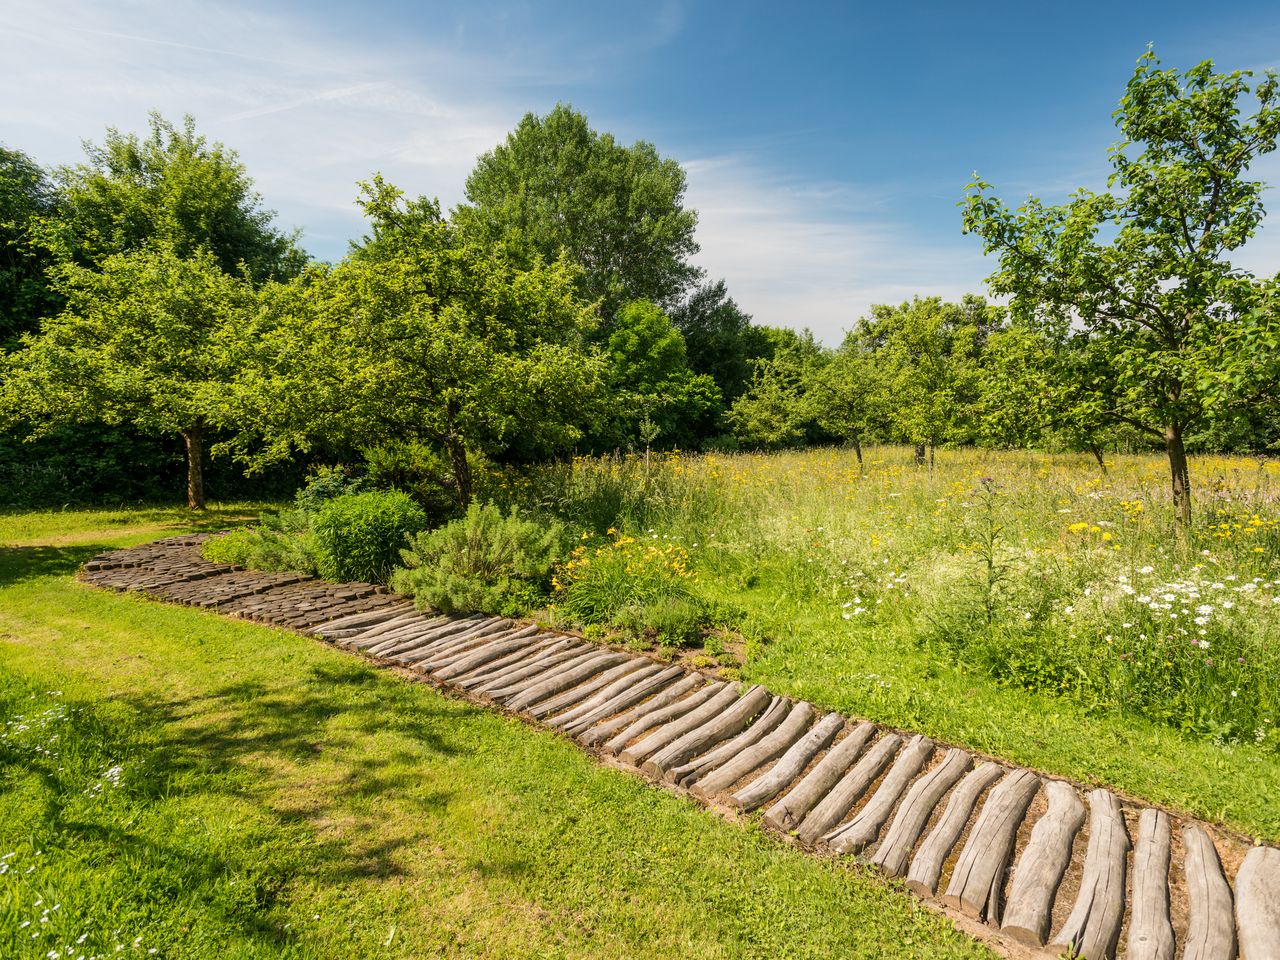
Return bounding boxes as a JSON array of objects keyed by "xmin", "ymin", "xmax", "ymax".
[
  {"xmin": 670, "ymin": 279, "xmax": 758, "ymax": 404},
  {"xmin": 803, "ymin": 340, "xmax": 884, "ymax": 471},
  {"xmin": 238, "ymin": 177, "xmax": 605, "ymax": 507},
  {"xmin": 963, "ymin": 51, "xmax": 1280, "ymax": 526},
  {"xmin": 49, "ymin": 113, "xmax": 304, "ymax": 282},
  {"xmin": 730, "ymin": 328, "xmax": 828, "ymax": 449},
  {"xmin": 1, "ymin": 245, "xmax": 255, "ymax": 508},
  {"xmin": 594, "ymin": 299, "xmax": 722, "ymax": 451},
  {"xmin": 457, "ymin": 104, "xmax": 701, "ymax": 323},
  {"xmin": 1, "ymin": 146, "xmax": 61, "ymax": 347}
]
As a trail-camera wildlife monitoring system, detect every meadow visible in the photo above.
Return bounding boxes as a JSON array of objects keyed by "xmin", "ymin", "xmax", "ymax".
[{"xmin": 492, "ymin": 445, "xmax": 1280, "ymax": 840}]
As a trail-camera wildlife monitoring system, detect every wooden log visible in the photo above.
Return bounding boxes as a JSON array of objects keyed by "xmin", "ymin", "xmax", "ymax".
[
  {"xmin": 616, "ymin": 683, "xmax": 743, "ymax": 764},
  {"xmin": 824, "ymin": 735, "xmax": 934, "ymax": 855},
  {"xmin": 906, "ymin": 763, "xmax": 1013, "ymax": 901},
  {"xmin": 641, "ymin": 685, "xmax": 775, "ymax": 777},
  {"xmin": 382, "ymin": 616, "xmax": 507, "ymax": 661},
  {"xmin": 866, "ymin": 746, "xmax": 971, "ymax": 877},
  {"xmin": 310, "ymin": 606, "xmax": 408, "ymax": 637},
  {"xmin": 598, "ymin": 680, "xmax": 724, "ymax": 755},
  {"xmin": 527, "ymin": 659, "xmax": 650, "ymax": 719},
  {"xmin": 503, "ymin": 652, "xmax": 631, "ymax": 712},
  {"xmin": 549, "ymin": 663, "xmax": 672, "ymax": 730},
  {"xmin": 451, "ymin": 637, "xmax": 568, "ymax": 688},
  {"xmin": 362, "ymin": 616, "xmax": 474, "ymax": 655},
  {"xmin": 476, "ymin": 647, "xmax": 599, "ymax": 698},
  {"xmin": 763, "ymin": 721, "xmax": 875, "ymax": 832},
  {"xmin": 1236, "ymin": 845, "xmax": 1280, "ymax": 960},
  {"xmin": 669, "ymin": 698, "xmax": 792, "ymax": 787},
  {"xmin": 1125, "ymin": 808, "xmax": 1175, "ymax": 960},
  {"xmin": 729, "ymin": 712, "xmax": 844, "ymax": 812},
  {"xmin": 340, "ymin": 612, "xmax": 435, "ymax": 649},
  {"xmin": 944, "ymin": 768, "xmax": 1040, "ymax": 920},
  {"xmin": 795, "ymin": 733, "xmax": 903, "ymax": 846},
  {"xmin": 1181, "ymin": 823, "xmax": 1236, "ymax": 960},
  {"xmin": 1049, "ymin": 789, "xmax": 1129, "ymax": 960},
  {"xmin": 560, "ymin": 667, "xmax": 688, "ymax": 737},
  {"xmin": 463, "ymin": 641, "xmax": 584, "ymax": 692},
  {"xmin": 1000, "ymin": 779, "xmax": 1086, "ymax": 946},
  {"xmin": 421, "ymin": 625, "xmax": 538, "ymax": 676}
]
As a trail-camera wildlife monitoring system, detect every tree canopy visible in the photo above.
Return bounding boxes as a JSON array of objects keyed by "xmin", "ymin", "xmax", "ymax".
[{"xmin": 0, "ymin": 146, "xmax": 61, "ymax": 346}]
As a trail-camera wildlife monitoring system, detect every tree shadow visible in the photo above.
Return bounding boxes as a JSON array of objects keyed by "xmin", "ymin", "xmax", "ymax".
[{"xmin": 0, "ymin": 543, "xmax": 115, "ymax": 585}]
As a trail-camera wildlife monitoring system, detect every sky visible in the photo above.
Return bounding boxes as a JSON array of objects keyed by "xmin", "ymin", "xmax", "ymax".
[{"xmin": 2, "ymin": 0, "xmax": 1279, "ymax": 343}]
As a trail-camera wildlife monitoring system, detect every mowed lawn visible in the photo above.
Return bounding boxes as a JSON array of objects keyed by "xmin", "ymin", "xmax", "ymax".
[{"xmin": 0, "ymin": 507, "xmax": 991, "ymax": 960}]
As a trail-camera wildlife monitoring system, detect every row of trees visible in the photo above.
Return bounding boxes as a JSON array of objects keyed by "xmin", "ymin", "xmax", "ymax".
[{"xmin": 2, "ymin": 52, "xmax": 1278, "ymax": 527}]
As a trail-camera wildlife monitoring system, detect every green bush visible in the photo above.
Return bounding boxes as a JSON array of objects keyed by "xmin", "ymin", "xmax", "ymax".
[
  {"xmin": 391, "ymin": 502, "xmax": 562, "ymax": 616},
  {"xmin": 293, "ymin": 466, "xmax": 363, "ymax": 514},
  {"xmin": 201, "ymin": 518, "xmax": 319, "ymax": 575},
  {"xmin": 612, "ymin": 594, "xmax": 711, "ymax": 648},
  {"xmin": 312, "ymin": 489, "xmax": 428, "ymax": 584},
  {"xmin": 361, "ymin": 439, "xmax": 464, "ymax": 526}
]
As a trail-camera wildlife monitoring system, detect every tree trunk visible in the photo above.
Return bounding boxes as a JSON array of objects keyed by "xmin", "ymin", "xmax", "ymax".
[
  {"xmin": 914, "ymin": 443, "xmax": 926, "ymax": 466},
  {"xmin": 1164, "ymin": 425, "xmax": 1192, "ymax": 529},
  {"xmin": 1088, "ymin": 443, "xmax": 1107, "ymax": 475},
  {"xmin": 852, "ymin": 435, "xmax": 864, "ymax": 475},
  {"xmin": 928, "ymin": 444, "xmax": 935, "ymax": 478},
  {"xmin": 447, "ymin": 437, "xmax": 473, "ymax": 508},
  {"xmin": 182, "ymin": 425, "xmax": 205, "ymax": 511}
]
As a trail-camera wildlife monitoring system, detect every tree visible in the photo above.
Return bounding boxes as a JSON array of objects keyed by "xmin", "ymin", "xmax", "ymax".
[
  {"xmin": 457, "ymin": 104, "xmax": 701, "ymax": 324},
  {"xmin": 1, "ymin": 245, "xmax": 254, "ymax": 509},
  {"xmin": 963, "ymin": 51, "xmax": 1280, "ymax": 527},
  {"xmin": 804, "ymin": 340, "xmax": 884, "ymax": 471},
  {"xmin": 49, "ymin": 113, "xmax": 304, "ymax": 282},
  {"xmin": 670, "ymin": 279, "xmax": 758, "ymax": 404},
  {"xmin": 1, "ymin": 146, "xmax": 61, "ymax": 347},
  {"xmin": 238, "ymin": 178, "xmax": 605, "ymax": 507},
  {"xmin": 729, "ymin": 328, "xmax": 828, "ymax": 449}
]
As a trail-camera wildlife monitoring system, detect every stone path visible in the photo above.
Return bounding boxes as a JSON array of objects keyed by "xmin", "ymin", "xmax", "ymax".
[{"xmin": 80, "ymin": 536, "xmax": 1280, "ymax": 960}]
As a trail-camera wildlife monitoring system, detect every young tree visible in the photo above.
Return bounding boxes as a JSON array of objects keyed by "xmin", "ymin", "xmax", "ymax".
[
  {"xmin": 963, "ymin": 51, "xmax": 1280, "ymax": 526},
  {"xmin": 803, "ymin": 340, "xmax": 884, "ymax": 471},
  {"xmin": 49, "ymin": 113, "xmax": 304, "ymax": 282},
  {"xmin": 1, "ymin": 246, "xmax": 254, "ymax": 508},
  {"xmin": 729, "ymin": 328, "xmax": 828, "ymax": 449},
  {"xmin": 1, "ymin": 146, "xmax": 61, "ymax": 347},
  {"xmin": 457, "ymin": 104, "xmax": 701, "ymax": 323},
  {"xmin": 238, "ymin": 178, "xmax": 605, "ymax": 507}
]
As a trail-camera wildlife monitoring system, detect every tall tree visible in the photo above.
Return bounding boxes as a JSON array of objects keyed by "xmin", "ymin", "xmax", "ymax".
[
  {"xmin": 670, "ymin": 279, "xmax": 758, "ymax": 405},
  {"xmin": 237, "ymin": 178, "xmax": 605, "ymax": 507},
  {"xmin": 0, "ymin": 146, "xmax": 61, "ymax": 347},
  {"xmin": 457, "ymin": 104, "xmax": 701, "ymax": 323},
  {"xmin": 963, "ymin": 51, "xmax": 1280, "ymax": 526},
  {"xmin": 1, "ymin": 246, "xmax": 254, "ymax": 509},
  {"xmin": 49, "ymin": 113, "xmax": 304, "ymax": 282}
]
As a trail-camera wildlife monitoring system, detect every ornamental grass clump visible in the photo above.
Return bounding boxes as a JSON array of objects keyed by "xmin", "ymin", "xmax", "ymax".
[{"xmin": 392, "ymin": 502, "xmax": 562, "ymax": 616}]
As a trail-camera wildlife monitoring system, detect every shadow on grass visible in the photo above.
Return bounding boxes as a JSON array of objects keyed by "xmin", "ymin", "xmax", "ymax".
[{"xmin": 0, "ymin": 543, "xmax": 115, "ymax": 585}]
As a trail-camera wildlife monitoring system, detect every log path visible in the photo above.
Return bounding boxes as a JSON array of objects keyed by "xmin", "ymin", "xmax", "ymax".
[{"xmin": 81, "ymin": 536, "xmax": 1280, "ymax": 960}]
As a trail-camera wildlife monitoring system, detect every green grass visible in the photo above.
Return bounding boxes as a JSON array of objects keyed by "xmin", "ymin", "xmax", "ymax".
[{"xmin": 0, "ymin": 505, "xmax": 991, "ymax": 960}]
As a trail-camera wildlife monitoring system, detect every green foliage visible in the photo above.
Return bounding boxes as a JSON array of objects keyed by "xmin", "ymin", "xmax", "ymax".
[
  {"xmin": 312, "ymin": 489, "xmax": 428, "ymax": 584},
  {"xmin": 391, "ymin": 502, "xmax": 562, "ymax": 615},
  {"xmin": 963, "ymin": 50, "xmax": 1280, "ymax": 523},
  {"xmin": 293, "ymin": 465, "xmax": 363, "ymax": 514},
  {"xmin": 237, "ymin": 177, "xmax": 605, "ymax": 507},
  {"xmin": 200, "ymin": 509, "xmax": 319, "ymax": 575},
  {"xmin": 0, "ymin": 145, "xmax": 61, "ymax": 347},
  {"xmin": 670, "ymin": 279, "xmax": 759, "ymax": 405},
  {"xmin": 729, "ymin": 328, "xmax": 828, "ymax": 449},
  {"xmin": 48, "ymin": 113, "xmax": 304, "ymax": 281},
  {"xmin": 457, "ymin": 103, "xmax": 701, "ymax": 322},
  {"xmin": 359, "ymin": 439, "xmax": 463, "ymax": 524}
]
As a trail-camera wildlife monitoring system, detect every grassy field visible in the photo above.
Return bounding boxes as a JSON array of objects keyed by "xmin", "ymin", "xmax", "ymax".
[
  {"xmin": 0, "ymin": 506, "xmax": 991, "ymax": 960},
  {"xmin": 497, "ymin": 446, "xmax": 1280, "ymax": 841}
]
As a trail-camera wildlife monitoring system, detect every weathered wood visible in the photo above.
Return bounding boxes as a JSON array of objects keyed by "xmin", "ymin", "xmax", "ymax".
[
  {"xmin": 528, "ymin": 659, "xmax": 649, "ymax": 720},
  {"xmin": 579, "ymin": 674, "xmax": 707, "ymax": 748},
  {"xmin": 762, "ymin": 721, "xmax": 875, "ymax": 833},
  {"xmin": 1049, "ymin": 789, "xmax": 1129, "ymax": 960},
  {"xmin": 476, "ymin": 646, "xmax": 599, "ymax": 697},
  {"xmin": 560, "ymin": 667, "xmax": 688, "ymax": 737},
  {"xmin": 605, "ymin": 682, "xmax": 730, "ymax": 757},
  {"xmin": 311, "ymin": 607, "xmax": 406, "ymax": 637},
  {"xmin": 1181, "ymin": 823, "xmax": 1236, "ymax": 960},
  {"xmin": 451, "ymin": 637, "xmax": 568, "ymax": 688},
  {"xmin": 363, "ymin": 615, "xmax": 476, "ymax": 655},
  {"xmin": 939, "ymin": 767, "xmax": 1038, "ymax": 917},
  {"xmin": 1126, "ymin": 808, "xmax": 1175, "ymax": 960},
  {"xmin": 504, "ymin": 652, "xmax": 631, "ymax": 712},
  {"xmin": 640, "ymin": 685, "xmax": 776, "ymax": 778},
  {"xmin": 550, "ymin": 663, "xmax": 673, "ymax": 730},
  {"xmin": 389, "ymin": 616, "xmax": 509, "ymax": 662},
  {"xmin": 1000, "ymin": 779, "xmax": 1086, "ymax": 946},
  {"xmin": 824, "ymin": 734, "xmax": 935, "ymax": 855},
  {"xmin": 867, "ymin": 747, "xmax": 971, "ymax": 877},
  {"xmin": 616, "ymin": 683, "xmax": 744, "ymax": 764},
  {"xmin": 795, "ymin": 733, "xmax": 903, "ymax": 845},
  {"xmin": 467, "ymin": 642, "xmax": 587, "ymax": 693},
  {"xmin": 342, "ymin": 612, "xmax": 436, "ymax": 648},
  {"xmin": 422, "ymin": 625, "xmax": 539, "ymax": 676},
  {"xmin": 666, "ymin": 697, "xmax": 792, "ymax": 786},
  {"xmin": 730, "ymin": 712, "xmax": 844, "ymax": 812},
  {"xmin": 1236, "ymin": 846, "xmax": 1280, "ymax": 960}
]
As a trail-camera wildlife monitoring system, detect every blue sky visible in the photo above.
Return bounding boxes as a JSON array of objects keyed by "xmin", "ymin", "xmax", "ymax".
[{"xmin": 2, "ymin": 0, "xmax": 1278, "ymax": 341}]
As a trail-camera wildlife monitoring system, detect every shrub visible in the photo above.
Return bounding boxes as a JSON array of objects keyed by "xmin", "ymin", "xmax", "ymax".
[
  {"xmin": 312, "ymin": 489, "xmax": 428, "ymax": 584},
  {"xmin": 361, "ymin": 439, "xmax": 487, "ymax": 527},
  {"xmin": 200, "ymin": 508, "xmax": 318, "ymax": 574},
  {"xmin": 392, "ymin": 502, "xmax": 562, "ymax": 616},
  {"xmin": 293, "ymin": 466, "xmax": 363, "ymax": 514},
  {"xmin": 612, "ymin": 594, "xmax": 711, "ymax": 648}
]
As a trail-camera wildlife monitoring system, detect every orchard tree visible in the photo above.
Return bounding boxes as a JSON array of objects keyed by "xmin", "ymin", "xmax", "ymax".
[
  {"xmin": 1, "ymin": 146, "xmax": 61, "ymax": 346},
  {"xmin": 804, "ymin": 339, "xmax": 884, "ymax": 471},
  {"xmin": 963, "ymin": 51, "xmax": 1280, "ymax": 526},
  {"xmin": 49, "ymin": 113, "xmax": 304, "ymax": 281},
  {"xmin": 457, "ymin": 104, "xmax": 701, "ymax": 323},
  {"xmin": 1, "ymin": 245, "xmax": 254, "ymax": 508},
  {"xmin": 238, "ymin": 178, "xmax": 605, "ymax": 506},
  {"xmin": 670, "ymin": 279, "xmax": 758, "ymax": 404},
  {"xmin": 729, "ymin": 328, "xmax": 827, "ymax": 448}
]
